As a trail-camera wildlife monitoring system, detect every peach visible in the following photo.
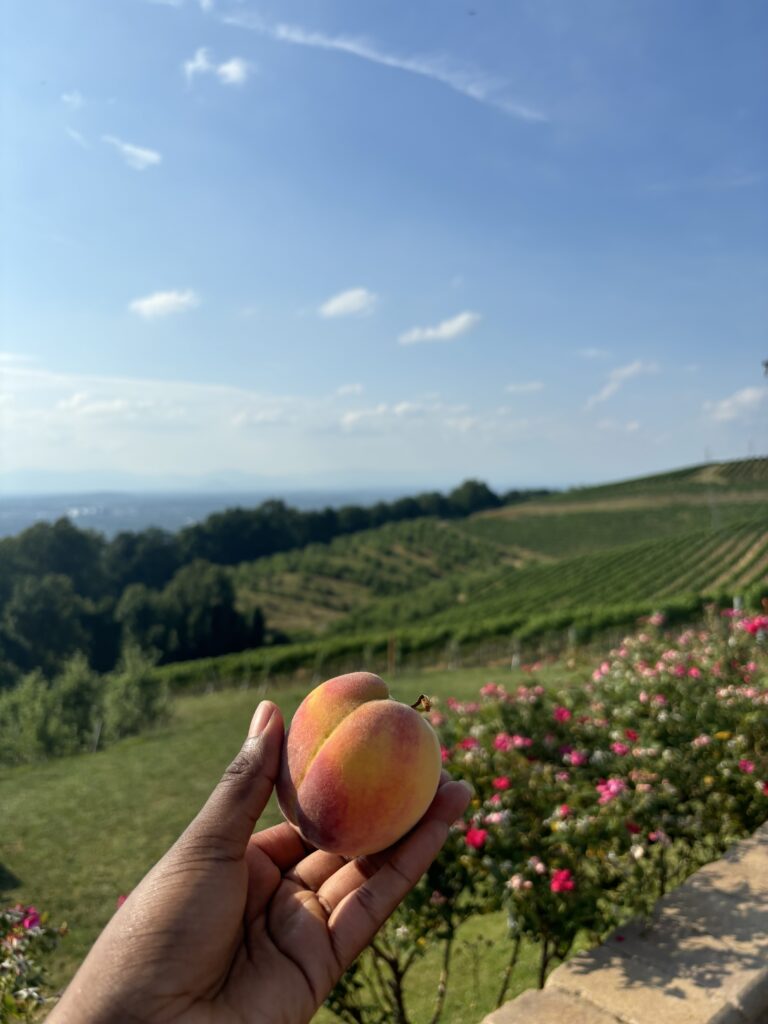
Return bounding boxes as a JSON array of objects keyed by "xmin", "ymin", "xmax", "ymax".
[{"xmin": 276, "ymin": 671, "xmax": 442, "ymax": 857}]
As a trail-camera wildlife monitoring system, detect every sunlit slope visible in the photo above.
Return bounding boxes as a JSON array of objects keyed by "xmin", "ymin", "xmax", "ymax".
[
  {"xmin": 232, "ymin": 459, "xmax": 766, "ymax": 638},
  {"xmin": 233, "ymin": 517, "xmax": 538, "ymax": 636},
  {"xmin": 460, "ymin": 457, "xmax": 768, "ymax": 557},
  {"xmin": 333, "ymin": 520, "xmax": 768, "ymax": 635}
]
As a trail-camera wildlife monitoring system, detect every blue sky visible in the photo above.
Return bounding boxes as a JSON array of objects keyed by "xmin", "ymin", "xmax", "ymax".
[{"xmin": 1, "ymin": 0, "xmax": 766, "ymax": 491}]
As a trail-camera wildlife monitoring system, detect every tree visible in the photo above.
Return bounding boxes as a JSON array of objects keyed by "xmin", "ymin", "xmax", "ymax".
[
  {"xmin": 114, "ymin": 584, "xmax": 170, "ymax": 657},
  {"xmin": 105, "ymin": 528, "xmax": 182, "ymax": 591},
  {"xmin": 0, "ymin": 574, "xmax": 88, "ymax": 676},
  {"xmin": 163, "ymin": 561, "xmax": 262, "ymax": 661},
  {"xmin": 447, "ymin": 480, "xmax": 501, "ymax": 517},
  {"xmin": 14, "ymin": 519, "xmax": 107, "ymax": 598}
]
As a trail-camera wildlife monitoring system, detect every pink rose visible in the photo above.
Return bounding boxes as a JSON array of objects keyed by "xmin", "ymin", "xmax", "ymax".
[
  {"xmin": 22, "ymin": 907, "xmax": 40, "ymax": 930},
  {"xmin": 465, "ymin": 828, "xmax": 488, "ymax": 849},
  {"xmin": 550, "ymin": 868, "xmax": 575, "ymax": 893}
]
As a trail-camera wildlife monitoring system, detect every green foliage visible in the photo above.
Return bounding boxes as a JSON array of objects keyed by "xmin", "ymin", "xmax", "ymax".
[
  {"xmin": 0, "ymin": 575, "xmax": 88, "ymax": 676},
  {"xmin": 116, "ymin": 561, "xmax": 264, "ymax": 665},
  {"xmin": 325, "ymin": 613, "xmax": 768, "ymax": 1022},
  {"xmin": 103, "ymin": 647, "xmax": 169, "ymax": 743},
  {"xmin": 0, "ymin": 905, "xmax": 64, "ymax": 1021},
  {"xmin": 0, "ymin": 651, "xmax": 168, "ymax": 767},
  {"xmin": 0, "ymin": 657, "xmax": 98, "ymax": 763}
]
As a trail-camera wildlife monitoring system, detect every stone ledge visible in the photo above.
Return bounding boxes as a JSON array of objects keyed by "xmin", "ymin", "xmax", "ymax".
[
  {"xmin": 482, "ymin": 987, "xmax": 623, "ymax": 1024},
  {"xmin": 481, "ymin": 823, "xmax": 768, "ymax": 1024}
]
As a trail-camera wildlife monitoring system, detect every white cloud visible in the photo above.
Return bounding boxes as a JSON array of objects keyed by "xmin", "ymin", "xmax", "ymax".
[
  {"xmin": 578, "ymin": 347, "xmax": 611, "ymax": 360},
  {"xmin": 338, "ymin": 398, "xmax": 492, "ymax": 437},
  {"xmin": 597, "ymin": 418, "xmax": 641, "ymax": 433},
  {"xmin": 217, "ymin": 57, "xmax": 250, "ymax": 84},
  {"xmin": 506, "ymin": 381, "xmax": 543, "ymax": 394},
  {"xmin": 224, "ymin": 13, "xmax": 546, "ymax": 122},
  {"xmin": 199, "ymin": 0, "xmax": 214, "ymax": 9},
  {"xmin": 184, "ymin": 48, "xmax": 252, "ymax": 85},
  {"xmin": 184, "ymin": 47, "xmax": 213, "ymax": 80},
  {"xmin": 586, "ymin": 360, "xmax": 658, "ymax": 409},
  {"xmin": 102, "ymin": 135, "xmax": 162, "ymax": 171},
  {"xmin": 336, "ymin": 383, "xmax": 364, "ymax": 397},
  {"xmin": 61, "ymin": 90, "xmax": 83, "ymax": 110},
  {"xmin": 129, "ymin": 289, "xmax": 200, "ymax": 319},
  {"xmin": 705, "ymin": 386, "xmax": 767, "ymax": 422},
  {"xmin": 0, "ymin": 352, "xmax": 35, "ymax": 365},
  {"xmin": 319, "ymin": 287, "xmax": 378, "ymax": 318},
  {"xmin": 66, "ymin": 127, "xmax": 89, "ymax": 149},
  {"xmin": 399, "ymin": 311, "xmax": 480, "ymax": 345}
]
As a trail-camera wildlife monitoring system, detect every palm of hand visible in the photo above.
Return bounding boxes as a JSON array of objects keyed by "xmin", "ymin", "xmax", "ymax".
[{"xmin": 48, "ymin": 705, "xmax": 470, "ymax": 1024}]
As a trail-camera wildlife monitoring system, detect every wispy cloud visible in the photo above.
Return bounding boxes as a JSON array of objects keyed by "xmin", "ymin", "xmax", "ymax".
[
  {"xmin": 0, "ymin": 352, "xmax": 36, "ymax": 365},
  {"xmin": 578, "ymin": 347, "xmax": 611, "ymax": 360},
  {"xmin": 103, "ymin": 135, "xmax": 162, "ymax": 170},
  {"xmin": 129, "ymin": 289, "xmax": 200, "ymax": 319},
  {"xmin": 336, "ymin": 383, "xmax": 365, "ymax": 397},
  {"xmin": 339, "ymin": 398, "xmax": 473, "ymax": 431},
  {"xmin": 184, "ymin": 46, "xmax": 212, "ymax": 80},
  {"xmin": 705, "ymin": 386, "xmax": 767, "ymax": 422},
  {"xmin": 66, "ymin": 127, "xmax": 89, "ymax": 149},
  {"xmin": 597, "ymin": 418, "xmax": 641, "ymax": 433},
  {"xmin": 61, "ymin": 90, "xmax": 83, "ymax": 110},
  {"xmin": 184, "ymin": 47, "xmax": 252, "ymax": 85},
  {"xmin": 399, "ymin": 311, "xmax": 480, "ymax": 345},
  {"xmin": 319, "ymin": 287, "xmax": 378, "ymax": 318},
  {"xmin": 506, "ymin": 381, "xmax": 543, "ymax": 394},
  {"xmin": 224, "ymin": 13, "xmax": 546, "ymax": 122},
  {"xmin": 199, "ymin": 0, "xmax": 214, "ymax": 10},
  {"xmin": 586, "ymin": 360, "xmax": 658, "ymax": 409}
]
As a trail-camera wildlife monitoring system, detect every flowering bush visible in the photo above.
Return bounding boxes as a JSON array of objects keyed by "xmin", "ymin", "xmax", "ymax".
[
  {"xmin": 1, "ymin": 905, "xmax": 64, "ymax": 1021},
  {"xmin": 328, "ymin": 609, "xmax": 768, "ymax": 1022}
]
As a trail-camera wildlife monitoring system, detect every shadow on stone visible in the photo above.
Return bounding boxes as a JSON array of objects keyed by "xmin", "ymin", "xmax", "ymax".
[{"xmin": 548, "ymin": 825, "xmax": 768, "ymax": 1022}]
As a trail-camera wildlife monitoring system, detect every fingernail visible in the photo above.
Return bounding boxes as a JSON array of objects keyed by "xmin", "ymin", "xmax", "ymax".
[{"xmin": 248, "ymin": 701, "xmax": 275, "ymax": 738}]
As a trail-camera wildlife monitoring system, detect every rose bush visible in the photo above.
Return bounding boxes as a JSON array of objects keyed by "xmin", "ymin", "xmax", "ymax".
[
  {"xmin": 1, "ymin": 905, "xmax": 64, "ymax": 1022},
  {"xmin": 328, "ymin": 608, "xmax": 768, "ymax": 1022}
]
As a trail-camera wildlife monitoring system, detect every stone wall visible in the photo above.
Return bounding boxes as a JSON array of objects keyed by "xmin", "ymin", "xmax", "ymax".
[{"xmin": 483, "ymin": 822, "xmax": 768, "ymax": 1024}]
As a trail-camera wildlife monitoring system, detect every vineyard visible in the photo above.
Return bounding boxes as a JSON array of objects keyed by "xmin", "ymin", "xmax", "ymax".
[
  {"xmin": 233, "ymin": 517, "xmax": 532, "ymax": 636},
  {"xmin": 141, "ymin": 458, "xmax": 767, "ymax": 691},
  {"xmin": 332, "ymin": 519, "xmax": 768, "ymax": 635}
]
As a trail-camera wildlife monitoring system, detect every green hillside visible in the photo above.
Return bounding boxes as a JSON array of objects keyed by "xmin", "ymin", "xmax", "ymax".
[
  {"xmin": 233, "ymin": 517, "xmax": 536, "ymax": 637},
  {"xmin": 228, "ymin": 458, "xmax": 767, "ymax": 643},
  {"xmin": 459, "ymin": 500, "xmax": 766, "ymax": 557},
  {"xmin": 335, "ymin": 519, "xmax": 768, "ymax": 635},
  {"xmin": 547, "ymin": 455, "xmax": 768, "ymax": 500}
]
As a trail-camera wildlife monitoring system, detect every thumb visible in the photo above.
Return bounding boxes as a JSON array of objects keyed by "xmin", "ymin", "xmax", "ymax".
[{"xmin": 188, "ymin": 700, "xmax": 285, "ymax": 857}]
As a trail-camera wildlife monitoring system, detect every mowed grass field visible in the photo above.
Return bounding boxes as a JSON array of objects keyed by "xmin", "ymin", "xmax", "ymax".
[{"xmin": 0, "ymin": 662, "xmax": 581, "ymax": 1023}]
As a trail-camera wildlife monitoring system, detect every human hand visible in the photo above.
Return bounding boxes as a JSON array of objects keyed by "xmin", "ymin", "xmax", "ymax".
[{"xmin": 49, "ymin": 700, "xmax": 471, "ymax": 1024}]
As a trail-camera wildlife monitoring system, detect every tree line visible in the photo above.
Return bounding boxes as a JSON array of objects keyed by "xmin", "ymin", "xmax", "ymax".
[{"xmin": 0, "ymin": 480, "xmax": 552, "ymax": 687}]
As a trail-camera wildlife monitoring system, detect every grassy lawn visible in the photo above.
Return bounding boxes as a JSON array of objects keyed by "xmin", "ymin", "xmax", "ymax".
[{"xmin": 0, "ymin": 662, "xmax": 581, "ymax": 1019}]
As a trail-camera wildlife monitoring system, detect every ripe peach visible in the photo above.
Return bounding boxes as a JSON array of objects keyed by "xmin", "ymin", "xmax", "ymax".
[{"xmin": 276, "ymin": 671, "xmax": 442, "ymax": 857}]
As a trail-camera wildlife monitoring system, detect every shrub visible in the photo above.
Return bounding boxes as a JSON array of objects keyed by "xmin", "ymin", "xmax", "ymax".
[
  {"xmin": 0, "ymin": 905, "xmax": 65, "ymax": 1021},
  {"xmin": 327, "ymin": 610, "xmax": 768, "ymax": 1023},
  {"xmin": 103, "ymin": 646, "xmax": 169, "ymax": 743}
]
